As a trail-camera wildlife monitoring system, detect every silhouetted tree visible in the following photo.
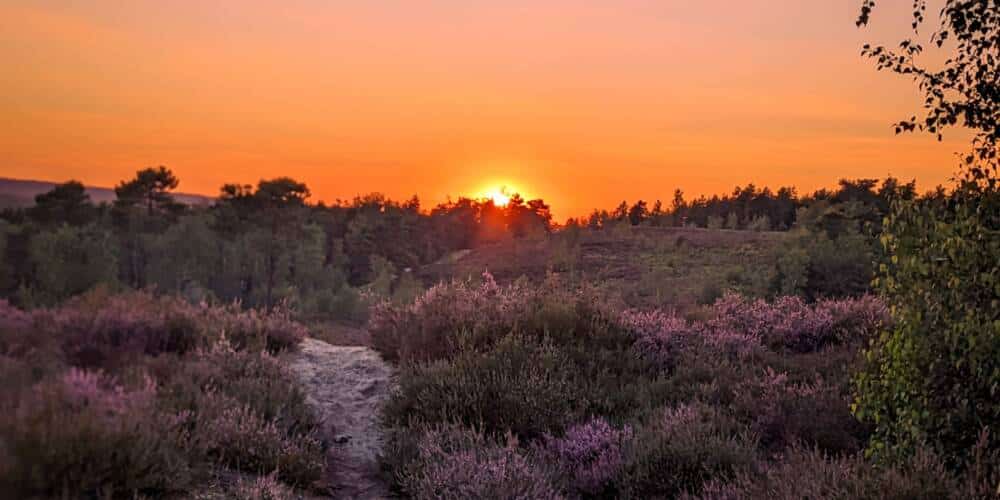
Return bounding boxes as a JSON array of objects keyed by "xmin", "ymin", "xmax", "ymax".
[
  {"xmin": 29, "ymin": 181, "xmax": 95, "ymax": 226},
  {"xmin": 114, "ymin": 166, "xmax": 181, "ymax": 216},
  {"xmin": 255, "ymin": 178, "xmax": 310, "ymax": 307},
  {"xmin": 113, "ymin": 166, "xmax": 182, "ymax": 288},
  {"xmin": 671, "ymin": 189, "xmax": 686, "ymax": 226},
  {"xmin": 627, "ymin": 200, "xmax": 647, "ymax": 226}
]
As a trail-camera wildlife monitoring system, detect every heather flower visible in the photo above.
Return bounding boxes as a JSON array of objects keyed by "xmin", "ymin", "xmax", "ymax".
[
  {"xmin": 708, "ymin": 293, "xmax": 886, "ymax": 352},
  {"xmin": 400, "ymin": 425, "xmax": 563, "ymax": 499},
  {"xmin": 618, "ymin": 308, "xmax": 761, "ymax": 367},
  {"xmin": 1, "ymin": 369, "xmax": 193, "ymax": 497},
  {"xmin": 0, "ymin": 299, "xmax": 31, "ymax": 332},
  {"xmin": 194, "ymin": 390, "xmax": 324, "ymax": 486},
  {"xmin": 540, "ymin": 418, "xmax": 632, "ymax": 496},
  {"xmin": 58, "ymin": 367, "xmax": 156, "ymax": 418},
  {"xmin": 371, "ymin": 271, "xmax": 616, "ymax": 363},
  {"xmin": 235, "ymin": 471, "xmax": 295, "ymax": 500}
]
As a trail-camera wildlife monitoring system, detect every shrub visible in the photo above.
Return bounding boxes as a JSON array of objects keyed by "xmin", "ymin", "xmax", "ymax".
[
  {"xmin": 618, "ymin": 403, "xmax": 756, "ymax": 498},
  {"xmin": 709, "ymin": 293, "xmax": 884, "ymax": 352},
  {"xmin": 235, "ymin": 472, "xmax": 296, "ymax": 500},
  {"xmin": 384, "ymin": 335, "xmax": 584, "ymax": 440},
  {"xmin": 192, "ymin": 391, "xmax": 324, "ymax": 486},
  {"xmin": 369, "ymin": 272, "xmax": 617, "ymax": 363},
  {"xmin": 157, "ymin": 345, "xmax": 324, "ymax": 486},
  {"xmin": 202, "ymin": 303, "xmax": 308, "ymax": 353},
  {"xmin": 0, "ymin": 295, "xmax": 321, "ymax": 495},
  {"xmin": 396, "ymin": 424, "xmax": 563, "ymax": 500},
  {"xmin": 619, "ymin": 307, "xmax": 764, "ymax": 368},
  {"xmin": 688, "ymin": 445, "xmax": 991, "ymax": 500},
  {"xmin": 854, "ymin": 166, "xmax": 1000, "ymax": 466},
  {"xmin": 48, "ymin": 292, "xmax": 204, "ymax": 370},
  {"xmin": 732, "ymin": 368, "xmax": 866, "ymax": 455},
  {"xmin": 0, "ymin": 368, "xmax": 193, "ymax": 498},
  {"xmin": 538, "ymin": 417, "xmax": 632, "ymax": 497},
  {"xmin": 6, "ymin": 292, "xmax": 307, "ymax": 375}
]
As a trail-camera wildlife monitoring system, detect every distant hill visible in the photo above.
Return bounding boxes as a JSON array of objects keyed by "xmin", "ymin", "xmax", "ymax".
[{"xmin": 0, "ymin": 178, "xmax": 214, "ymax": 208}]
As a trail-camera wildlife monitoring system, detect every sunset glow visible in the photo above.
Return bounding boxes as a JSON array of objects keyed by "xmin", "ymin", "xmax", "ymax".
[
  {"xmin": 483, "ymin": 188, "xmax": 512, "ymax": 207},
  {"xmin": 0, "ymin": 0, "xmax": 968, "ymax": 218}
]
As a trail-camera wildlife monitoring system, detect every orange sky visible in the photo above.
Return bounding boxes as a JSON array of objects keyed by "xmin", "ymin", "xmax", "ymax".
[{"xmin": 0, "ymin": 0, "xmax": 970, "ymax": 218}]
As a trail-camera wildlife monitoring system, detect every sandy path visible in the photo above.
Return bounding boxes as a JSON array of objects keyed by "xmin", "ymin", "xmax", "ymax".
[{"xmin": 289, "ymin": 338, "xmax": 394, "ymax": 499}]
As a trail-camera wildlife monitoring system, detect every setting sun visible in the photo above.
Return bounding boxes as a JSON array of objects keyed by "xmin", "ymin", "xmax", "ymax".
[{"xmin": 480, "ymin": 186, "xmax": 515, "ymax": 206}]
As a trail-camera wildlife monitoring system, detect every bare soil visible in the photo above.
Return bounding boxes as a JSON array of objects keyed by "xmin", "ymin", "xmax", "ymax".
[{"xmin": 288, "ymin": 338, "xmax": 394, "ymax": 499}]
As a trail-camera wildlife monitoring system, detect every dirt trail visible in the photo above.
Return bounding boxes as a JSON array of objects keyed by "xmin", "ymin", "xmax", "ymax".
[{"xmin": 289, "ymin": 337, "xmax": 394, "ymax": 499}]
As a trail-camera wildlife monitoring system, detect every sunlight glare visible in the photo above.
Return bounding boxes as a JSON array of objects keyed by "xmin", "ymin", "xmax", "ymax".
[{"xmin": 481, "ymin": 185, "xmax": 515, "ymax": 206}]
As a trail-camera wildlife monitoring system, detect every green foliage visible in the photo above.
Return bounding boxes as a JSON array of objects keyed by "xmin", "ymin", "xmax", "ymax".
[
  {"xmin": 854, "ymin": 0, "xmax": 1000, "ymax": 470},
  {"xmin": 28, "ymin": 181, "xmax": 96, "ymax": 227},
  {"xmin": 854, "ymin": 166, "xmax": 1000, "ymax": 465},
  {"xmin": 27, "ymin": 224, "xmax": 119, "ymax": 306},
  {"xmin": 774, "ymin": 241, "xmax": 809, "ymax": 296},
  {"xmin": 145, "ymin": 213, "xmax": 219, "ymax": 297},
  {"xmin": 858, "ymin": 1, "xmax": 1000, "ymax": 160},
  {"xmin": 367, "ymin": 254, "xmax": 396, "ymax": 297},
  {"xmin": 773, "ymin": 227, "xmax": 875, "ymax": 300}
]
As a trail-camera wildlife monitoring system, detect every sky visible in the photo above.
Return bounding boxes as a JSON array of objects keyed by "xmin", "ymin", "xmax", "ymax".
[{"xmin": 0, "ymin": 0, "xmax": 969, "ymax": 218}]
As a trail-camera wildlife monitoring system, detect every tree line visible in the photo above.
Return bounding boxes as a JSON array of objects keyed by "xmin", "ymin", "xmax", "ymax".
[
  {"xmin": 577, "ymin": 177, "xmax": 936, "ymax": 233},
  {"xmin": 0, "ymin": 167, "xmax": 553, "ymax": 314}
]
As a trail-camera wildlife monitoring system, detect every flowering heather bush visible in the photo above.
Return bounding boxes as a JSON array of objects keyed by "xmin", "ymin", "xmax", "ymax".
[
  {"xmin": 0, "ymin": 299, "xmax": 30, "ymax": 331},
  {"xmin": 618, "ymin": 308, "xmax": 763, "ymax": 370},
  {"xmin": 397, "ymin": 424, "xmax": 563, "ymax": 499},
  {"xmin": 708, "ymin": 293, "xmax": 886, "ymax": 352},
  {"xmin": 619, "ymin": 403, "xmax": 756, "ymax": 498},
  {"xmin": 538, "ymin": 417, "xmax": 632, "ymax": 497},
  {"xmin": 733, "ymin": 368, "xmax": 866, "ymax": 454},
  {"xmin": 0, "ymin": 368, "xmax": 193, "ymax": 498},
  {"xmin": 618, "ymin": 310, "xmax": 698, "ymax": 369},
  {"xmin": 154, "ymin": 344, "xmax": 324, "ymax": 486},
  {"xmin": 619, "ymin": 294, "xmax": 888, "ymax": 364},
  {"xmin": 235, "ymin": 471, "xmax": 296, "ymax": 500},
  {"xmin": 46, "ymin": 292, "xmax": 205, "ymax": 369},
  {"xmin": 193, "ymin": 391, "xmax": 324, "ymax": 486},
  {"xmin": 370, "ymin": 272, "xmax": 618, "ymax": 363},
  {"xmin": 687, "ymin": 445, "xmax": 994, "ymax": 500},
  {"xmin": 815, "ymin": 293, "xmax": 888, "ymax": 341},
  {"xmin": 0, "ymin": 295, "xmax": 322, "ymax": 496},
  {"xmin": 4, "ymin": 292, "xmax": 308, "ymax": 374},
  {"xmin": 384, "ymin": 335, "xmax": 584, "ymax": 440},
  {"xmin": 200, "ymin": 302, "xmax": 308, "ymax": 354}
]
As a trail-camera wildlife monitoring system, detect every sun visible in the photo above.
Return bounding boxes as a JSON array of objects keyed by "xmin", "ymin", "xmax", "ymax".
[
  {"xmin": 483, "ymin": 187, "xmax": 512, "ymax": 206},
  {"xmin": 476, "ymin": 181, "xmax": 531, "ymax": 207}
]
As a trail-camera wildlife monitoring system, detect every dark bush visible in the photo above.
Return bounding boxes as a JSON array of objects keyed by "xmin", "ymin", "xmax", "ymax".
[
  {"xmin": 619, "ymin": 403, "xmax": 756, "ymax": 498},
  {"xmin": 0, "ymin": 369, "xmax": 193, "ymax": 498},
  {"xmin": 384, "ymin": 335, "xmax": 584, "ymax": 440}
]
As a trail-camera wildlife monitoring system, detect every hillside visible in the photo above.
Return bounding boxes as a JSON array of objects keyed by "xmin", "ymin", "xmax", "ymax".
[
  {"xmin": 419, "ymin": 225, "xmax": 789, "ymax": 311},
  {"xmin": 0, "ymin": 177, "xmax": 214, "ymax": 208}
]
